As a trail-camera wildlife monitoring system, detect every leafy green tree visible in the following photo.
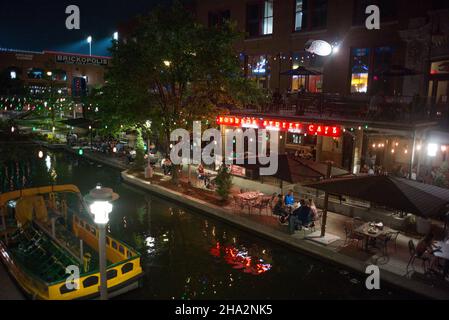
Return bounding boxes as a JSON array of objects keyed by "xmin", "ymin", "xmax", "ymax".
[
  {"xmin": 434, "ymin": 161, "xmax": 449, "ymax": 188},
  {"xmin": 96, "ymin": 1, "xmax": 266, "ymax": 179},
  {"xmin": 215, "ymin": 164, "xmax": 233, "ymax": 202}
]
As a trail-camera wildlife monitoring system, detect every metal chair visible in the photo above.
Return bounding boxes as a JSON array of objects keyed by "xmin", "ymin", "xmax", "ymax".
[
  {"xmin": 406, "ymin": 239, "xmax": 430, "ymax": 274},
  {"xmin": 252, "ymin": 196, "xmax": 272, "ymax": 215},
  {"xmin": 344, "ymin": 221, "xmax": 364, "ymax": 248}
]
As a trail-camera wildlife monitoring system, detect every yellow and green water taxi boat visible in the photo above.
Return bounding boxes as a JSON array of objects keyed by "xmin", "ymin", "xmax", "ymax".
[{"xmin": 0, "ymin": 184, "xmax": 143, "ymax": 300}]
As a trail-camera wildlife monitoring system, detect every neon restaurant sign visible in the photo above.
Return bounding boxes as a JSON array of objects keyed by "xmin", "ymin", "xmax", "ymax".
[{"xmin": 216, "ymin": 116, "xmax": 342, "ymax": 137}]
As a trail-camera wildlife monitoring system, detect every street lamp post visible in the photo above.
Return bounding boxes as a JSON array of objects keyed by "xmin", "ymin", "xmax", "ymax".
[
  {"xmin": 87, "ymin": 36, "xmax": 92, "ymax": 56},
  {"xmin": 85, "ymin": 184, "xmax": 119, "ymax": 300}
]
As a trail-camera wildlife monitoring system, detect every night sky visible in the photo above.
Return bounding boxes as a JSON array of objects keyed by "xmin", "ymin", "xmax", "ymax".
[{"xmin": 0, "ymin": 0, "xmax": 170, "ymax": 56}]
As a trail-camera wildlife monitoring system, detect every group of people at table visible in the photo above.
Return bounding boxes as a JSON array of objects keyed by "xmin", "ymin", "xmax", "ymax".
[
  {"xmin": 415, "ymin": 232, "xmax": 449, "ymax": 279},
  {"xmin": 272, "ymin": 190, "xmax": 319, "ymax": 234}
]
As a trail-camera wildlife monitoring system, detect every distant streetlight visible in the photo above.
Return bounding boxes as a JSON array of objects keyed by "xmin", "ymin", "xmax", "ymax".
[
  {"xmin": 85, "ymin": 184, "xmax": 119, "ymax": 300},
  {"xmin": 163, "ymin": 60, "xmax": 171, "ymax": 67},
  {"xmin": 87, "ymin": 36, "xmax": 93, "ymax": 56},
  {"xmin": 113, "ymin": 32, "xmax": 119, "ymax": 41},
  {"xmin": 46, "ymin": 71, "xmax": 53, "ymax": 77}
]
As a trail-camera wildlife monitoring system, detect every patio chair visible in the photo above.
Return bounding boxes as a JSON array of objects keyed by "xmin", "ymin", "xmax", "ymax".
[
  {"xmin": 344, "ymin": 221, "xmax": 364, "ymax": 249},
  {"xmin": 352, "ymin": 217, "xmax": 365, "ymax": 231},
  {"xmin": 376, "ymin": 231, "xmax": 399, "ymax": 256},
  {"xmin": 406, "ymin": 239, "xmax": 430, "ymax": 274},
  {"xmin": 232, "ymin": 195, "xmax": 244, "ymax": 213},
  {"xmin": 252, "ymin": 196, "xmax": 272, "ymax": 215}
]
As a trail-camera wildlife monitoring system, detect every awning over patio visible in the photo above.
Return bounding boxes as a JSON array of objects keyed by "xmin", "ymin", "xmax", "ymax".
[{"xmin": 305, "ymin": 175, "xmax": 449, "ymax": 218}]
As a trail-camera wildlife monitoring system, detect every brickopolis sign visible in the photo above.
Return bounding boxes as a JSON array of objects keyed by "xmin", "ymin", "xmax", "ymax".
[
  {"xmin": 55, "ymin": 54, "xmax": 109, "ymax": 66},
  {"xmin": 216, "ymin": 116, "xmax": 341, "ymax": 137}
]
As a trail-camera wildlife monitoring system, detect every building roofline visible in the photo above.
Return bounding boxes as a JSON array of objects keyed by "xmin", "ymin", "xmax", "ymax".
[{"xmin": 0, "ymin": 47, "xmax": 111, "ymax": 59}]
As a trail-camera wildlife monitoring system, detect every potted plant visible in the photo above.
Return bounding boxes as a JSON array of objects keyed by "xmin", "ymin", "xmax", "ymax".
[{"xmin": 215, "ymin": 164, "xmax": 232, "ymax": 202}]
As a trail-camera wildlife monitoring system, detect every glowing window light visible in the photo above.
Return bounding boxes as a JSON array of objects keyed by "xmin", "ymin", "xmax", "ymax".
[{"xmin": 427, "ymin": 143, "xmax": 438, "ymax": 157}]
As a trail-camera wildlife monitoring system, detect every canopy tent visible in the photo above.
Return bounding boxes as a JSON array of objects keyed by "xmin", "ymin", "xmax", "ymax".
[
  {"xmin": 305, "ymin": 175, "xmax": 449, "ymax": 218},
  {"xmin": 280, "ymin": 66, "xmax": 322, "ymax": 76}
]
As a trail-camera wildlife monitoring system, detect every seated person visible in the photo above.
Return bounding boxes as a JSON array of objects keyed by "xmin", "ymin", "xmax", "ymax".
[
  {"xmin": 289, "ymin": 200, "xmax": 311, "ymax": 233},
  {"xmin": 416, "ymin": 233, "xmax": 436, "ymax": 258},
  {"xmin": 308, "ymin": 199, "xmax": 318, "ymax": 224},
  {"xmin": 197, "ymin": 163, "xmax": 205, "ymax": 179},
  {"xmin": 284, "ymin": 190, "xmax": 295, "ymax": 207},
  {"xmin": 161, "ymin": 157, "xmax": 172, "ymax": 175},
  {"xmin": 273, "ymin": 195, "xmax": 289, "ymax": 222}
]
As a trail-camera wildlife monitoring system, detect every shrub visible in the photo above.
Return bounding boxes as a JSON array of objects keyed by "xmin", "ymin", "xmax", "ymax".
[{"xmin": 215, "ymin": 164, "xmax": 232, "ymax": 202}]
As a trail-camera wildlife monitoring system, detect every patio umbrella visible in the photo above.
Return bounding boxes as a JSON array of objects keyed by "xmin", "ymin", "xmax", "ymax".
[
  {"xmin": 280, "ymin": 66, "xmax": 322, "ymax": 76},
  {"xmin": 305, "ymin": 175, "xmax": 449, "ymax": 218}
]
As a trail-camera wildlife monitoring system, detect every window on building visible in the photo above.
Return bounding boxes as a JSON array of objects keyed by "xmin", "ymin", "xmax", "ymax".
[
  {"xmin": 350, "ymin": 48, "xmax": 370, "ymax": 93},
  {"xmin": 311, "ymin": 0, "xmax": 327, "ymax": 29},
  {"xmin": 246, "ymin": 54, "xmax": 271, "ymax": 89},
  {"xmin": 263, "ymin": 1, "xmax": 273, "ymax": 35},
  {"xmin": 51, "ymin": 70, "xmax": 67, "ymax": 81},
  {"xmin": 27, "ymin": 68, "xmax": 44, "ymax": 79},
  {"xmin": 246, "ymin": 1, "xmax": 273, "ymax": 37},
  {"xmin": 208, "ymin": 10, "xmax": 231, "ymax": 27},
  {"xmin": 294, "ymin": 0, "xmax": 327, "ymax": 31},
  {"xmin": 294, "ymin": 0, "xmax": 305, "ymax": 31},
  {"xmin": 353, "ymin": 0, "xmax": 397, "ymax": 26}
]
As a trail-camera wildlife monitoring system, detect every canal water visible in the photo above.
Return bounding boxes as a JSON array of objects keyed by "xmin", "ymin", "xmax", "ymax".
[{"xmin": 0, "ymin": 144, "xmax": 420, "ymax": 299}]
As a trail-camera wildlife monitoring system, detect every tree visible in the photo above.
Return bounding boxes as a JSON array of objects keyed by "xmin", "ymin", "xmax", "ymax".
[
  {"xmin": 98, "ymin": 1, "xmax": 266, "ymax": 180},
  {"xmin": 215, "ymin": 164, "xmax": 233, "ymax": 202},
  {"xmin": 434, "ymin": 161, "xmax": 449, "ymax": 188}
]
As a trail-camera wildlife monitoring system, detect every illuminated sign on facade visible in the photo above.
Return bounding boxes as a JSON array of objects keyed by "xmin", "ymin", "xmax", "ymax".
[
  {"xmin": 56, "ymin": 54, "xmax": 109, "ymax": 66},
  {"xmin": 216, "ymin": 116, "xmax": 341, "ymax": 137}
]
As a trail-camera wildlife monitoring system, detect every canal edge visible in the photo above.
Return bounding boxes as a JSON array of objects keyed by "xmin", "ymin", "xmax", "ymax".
[{"xmin": 120, "ymin": 171, "xmax": 448, "ymax": 300}]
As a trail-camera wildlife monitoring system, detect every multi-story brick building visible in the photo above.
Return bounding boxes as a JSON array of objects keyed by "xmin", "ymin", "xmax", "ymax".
[
  {"xmin": 0, "ymin": 48, "xmax": 109, "ymax": 97},
  {"xmin": 194, "ymin": 0, "xmax": 449, "ymax": 179},
  {"xmin": 194, "ymin": 0, "xmax": 449, "ymax": 100}
]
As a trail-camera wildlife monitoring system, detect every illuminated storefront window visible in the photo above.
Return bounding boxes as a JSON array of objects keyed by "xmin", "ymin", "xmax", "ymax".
[
  {"xmin": 247, "ymin": 55, "xmax": 271, "ymax": 89},
  {"xmin": 350, "ymin": 48, "xmax": 370, "ymax": 93},
  {"xmin": 291, "ymin": 52, "xmax": 323, "ymax": 93}
]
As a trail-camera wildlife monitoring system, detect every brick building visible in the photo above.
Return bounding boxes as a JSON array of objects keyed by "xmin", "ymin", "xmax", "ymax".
[{"xmin": 0, "ymin": 48, "xmax": 109, "ymax": 96}]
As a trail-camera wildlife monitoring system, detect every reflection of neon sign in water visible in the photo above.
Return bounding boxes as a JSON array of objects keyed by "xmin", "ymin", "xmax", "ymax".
[{"xmin": 210, "ymin": 243, "xmax": 271, "ymax": 275}]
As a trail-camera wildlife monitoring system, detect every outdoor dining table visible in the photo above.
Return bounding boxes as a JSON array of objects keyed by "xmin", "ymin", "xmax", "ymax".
[
  {"xmin": 236, "ymin": 192, "xmax": 265, "ymax": 214},
  {"xmin": 354, "ymin": 222, "xmax": 394, "ymax": 252}
]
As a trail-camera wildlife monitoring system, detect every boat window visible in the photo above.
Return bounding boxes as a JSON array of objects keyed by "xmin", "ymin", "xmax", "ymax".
[
  {"xmin": 112, "ymin": 241, "xmax": 118, "ymax": 250},
  {"xmin": 106, "ymin": 237, "xmax": 110, "ymax": 246},
  {"xmin": 118, "ymin": 245, "xmax": 125, "ymax": 254},
  {"xmin": 59, "ymin": 284, "xmax": 77, "ymax": 295},
  {"xmin": 83, "ymin": 276, "xmax": 99, "ymax": 288},
  {"xmin": 107, "ymin": 269, "xmax": 118, "ymax": 280},
  {"xmin": 127, "ymin": 251, "xmax": 132, "ymax": 258},
  {"xmin": 121, "ymin": 263, "xmax": 133, "ymax": 274}
]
